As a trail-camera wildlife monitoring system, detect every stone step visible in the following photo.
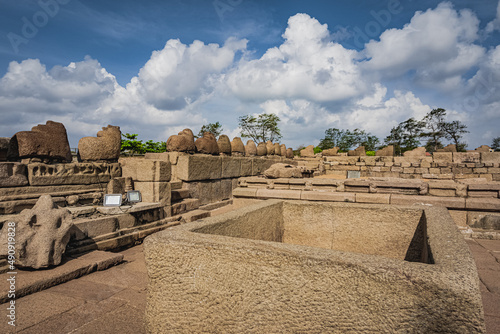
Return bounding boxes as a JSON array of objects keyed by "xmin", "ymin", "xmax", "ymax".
[
  {"xmin": 181, "ymin": 209, "xmax": 210, "ymax": 223},
  {"xmin": 171, "ymin": 198, "xmax": 200, "ymax": 216},
  {"xmin": 0, "ymin": 250, "xmax": 124, "ymax": 303},
  {"xmin": 171, "ymin": 188, "xmax": 191, "ymax": 202}
]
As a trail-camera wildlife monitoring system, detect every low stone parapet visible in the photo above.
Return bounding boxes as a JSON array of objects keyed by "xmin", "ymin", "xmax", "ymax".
[{"xmin": 322, "ymin": 152, "xmax": 500, "ymax": 181}]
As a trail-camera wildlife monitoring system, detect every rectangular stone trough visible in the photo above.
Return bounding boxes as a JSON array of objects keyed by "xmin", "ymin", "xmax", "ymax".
[{"xmin": 144, "ymin": 200, "xmax": 485, "ymax": 333}]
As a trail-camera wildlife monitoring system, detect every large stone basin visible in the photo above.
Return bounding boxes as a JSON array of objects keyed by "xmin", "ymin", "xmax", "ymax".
[{"xmin": 144, "ymin": 200, "xmax": 485, "ymax": 333}]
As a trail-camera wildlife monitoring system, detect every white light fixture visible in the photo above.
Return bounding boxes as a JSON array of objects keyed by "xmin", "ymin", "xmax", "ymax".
[
  {"xmin": 126, "ymin": 190, "xmax": 142, "ymax": 203},
  {"xmin": 103, "ymin": 194, "xmax": 122, "ymax": 207}
]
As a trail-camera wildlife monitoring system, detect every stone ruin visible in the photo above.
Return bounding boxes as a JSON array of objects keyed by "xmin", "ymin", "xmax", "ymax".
[
  {"xmin": 166, "ymin": 129, "xmax": 196, "ymax": 153},
  {"xmin": 7, "ymin": 121, "xmax": 72, "ymax": 163},
  {"xmin": 78, "ymin": 125, "xmax": 121, "ymax": 162},
  {"xmin": 403, "ymin": 146, "xmax": 426, "ymax": 157},
  {"xmin": 322, "ymin": 147, "xmax": 339, "ymax": 156},
  {"xmin": 245, "ymin": 140, "xmax": 257, "ymax": 156},
  {"xmin": 300, "ymin": 145, "xmax": 315, "ymax": 157},
  {"xmin": 230, "ymin": 137, "xmax": 245, "ymax": 156},
  {"xmin": 263, "ymin": 163, "xmax": 303, "ymax": 179},
  {"xmin": 145, "ymin": 200, "xmax": 486, "ymax": 333},
  {"xmin": 194, "ymin": 132, "xmax": 219, "ymax": 155},
  {"xmin": 348, "ymin": 145, "xmax": 366, "ymax": 156},
  {"xmin": 256, "ymin": 142, "xmax": 267, "ymax": 156},
  {"xmin": 0, "ymin": 195, "xmax": 73, "ymax": 269},
  {"xmin": 217, "ymin": 135, "xmax": 231, "ymax": 155},
  {"xmin": 375, "ymin": 145, "xmax": 394, "ymax": 156}
]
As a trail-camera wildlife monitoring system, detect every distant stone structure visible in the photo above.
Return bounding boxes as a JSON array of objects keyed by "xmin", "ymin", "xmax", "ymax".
[
  {"xmin": 280, "ymin": 144, "xmax": 287, "ymax": 157},
  {"xmin": 166, "ymin": 129, "xmax": 196, "ymax": 153},
  {"xmin": 266, "ymin": 141, "xmax": 275, "ymax": 155},
  {"xmin": 404, "ymin": 147, "xmax": 426, "ymax": 157},
  {"xmin": 322, "ymin": 147, "xmax": 339, "ymax": 156},
  {"xmin": 195, "ymin": 132, "xmax": 219, "ymax": 155},
  {"xmin": 78, "ymin": 125, "xmax": 121, "ymax": 162},
  {"xmin": 231, "ymin": 137, "xmax": 245, "ymax": 156},
  {"xmin": 437, "ymin": 144, "xmax": 457, "ymax": 153},
  {"xmin": 376, "ymin": 145, "xmax": 394, "ymax": 156},
  {"xmin": 217, "ymin": 135, "xmax": 231, "ymax": 156},
  {"xmin": 300, "ymin": 145, "xmax": 315, "ymax": 157},
  {"xmin": 0, "ymin": 137, "xmax": 9, "ymax": 161},
  {"xmin": 257, "ymin": 142, "xmax": 267, "ymax": 156},
  {"xmin": 475, "ymin": 145, "xmax": 491, "ymax": 152},
  {"xmin": 264, "ymin": 163, "xmax": 303, "ymax": 178},
  {"xmin": 348, "ymin": 146, "xmax": 366, "ymax": 156},
  {"xmin": 0, "ymin": 195, "xmax": 73, "ymax": 269},
  {"xmin": 286, "ymin": 148, "xmax": 294, "ymax": 159},
  {"xmin": 7, "ymin": 121, "xmax": 72, "ymax": 163},
  {"xmin": 245, "ymin": 140, "xmax": 257, "ymax": 157},
  {"xmin": 273, "ymin": 143, "xmax": 281, "ymax": 156}
]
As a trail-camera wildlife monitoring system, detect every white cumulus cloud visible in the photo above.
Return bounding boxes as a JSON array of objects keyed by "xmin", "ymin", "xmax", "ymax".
[{"xmin": 226, "ymin": 13, "xmax": 365, "ymax": 103}]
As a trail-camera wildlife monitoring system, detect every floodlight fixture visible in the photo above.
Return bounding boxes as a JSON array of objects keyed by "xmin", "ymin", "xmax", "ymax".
[
  {"xmin": 103, "ymin": 194, "xmax": 122, "ymax": 207},
  {"xmin": 126, "ymin": 190, "xmax": 142, "ymax": 203}
]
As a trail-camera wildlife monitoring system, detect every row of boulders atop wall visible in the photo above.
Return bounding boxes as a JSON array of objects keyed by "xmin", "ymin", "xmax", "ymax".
[
  {"xmin": 166, "ymin": 129, "xmax": 294, "ymax": 158},
  {"xmin": 0, "ymin": 121, "xmax": 122, "ymax": 164}
]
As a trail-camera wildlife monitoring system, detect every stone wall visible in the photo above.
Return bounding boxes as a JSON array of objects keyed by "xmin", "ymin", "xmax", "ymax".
[
  {"xmin": 144, "ymin": 200, "xmax": 485, "ymax": 333},
  {"xmin": 235, "ymin": 177, "xmax": 500, "ymax": 239},
  {"xmin": 323, "ymin": 152, "xmax": 500, "ymax": 181},
  {"xmin": 0, "ymin": 162, "xmax": 120, "ymax": 214},
  {"xmin": 142, "ymin": 152, "xmax": 295, "ymax": 205}
]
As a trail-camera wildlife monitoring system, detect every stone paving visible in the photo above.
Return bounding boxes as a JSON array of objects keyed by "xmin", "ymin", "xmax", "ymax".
[{"xmin": 1, "ymin": 238, "xmax": 499, "ymax": 333}]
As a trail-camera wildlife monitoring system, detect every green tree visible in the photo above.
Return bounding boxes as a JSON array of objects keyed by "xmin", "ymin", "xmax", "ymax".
[
  {"xmin": 143, "ymin": 140, "xmax": 166, "ymax": 153},
  {"xmin": 121, "ymin": 133, "xmax": 144, "ymax": 156},
  {"xmin": 318, "ymin": 128, "xmax": 345, "ymax": 150},
  {"xmin": 384, "ymin": 118, "xmax": 425, "ymax": 155},
  {"xmin": 341, "ymin": 129, "xmax": 379, "ymax": 152},
  {"xmin": 442, "ymin": 120, "xmax": 468, "ymax": 152},
  {"xmin": 422, "ymin": 108, "xmax": 447, "ymax": 153},
  {"xmin": 239, "ymin": 113, "xmax": 282, "ymax": 142},
  {"xmin": 492, "ymin": 137, "xmax": 500, "ymax": 151},
  {"xmin": 197, "ymin": 122, "xmax": 223, "ymax": 139},
  {"xmin": 425, "ymin": 139, "xmax": 444, "ymax": 153},
  {"xmin": 319, "ymin": 128, "xmax": 379, "ymax": 152}
]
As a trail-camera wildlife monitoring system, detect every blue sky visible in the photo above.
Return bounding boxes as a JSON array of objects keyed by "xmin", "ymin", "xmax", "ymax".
[{"xmin": 0, "ymin": 0, "xmax": 499, "ymax": 149}]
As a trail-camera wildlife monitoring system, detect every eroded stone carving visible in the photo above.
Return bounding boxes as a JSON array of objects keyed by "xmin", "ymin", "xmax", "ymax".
[
  {"xmin": 0, "ymin": 162, "xmax": 28, "ymax": 187},
  {"xmin": 286, "ymin": 148, "xmax": 294, "ymax": 159},
  {"xmin": 7, "ymin": 121, "xmax": 72, "ymax": 163},
  {"xmin": 245, "ymin": 140, "xmax": 257, "ymax": 157},
  {"xmin": 256, "ymin": 142, "xmax": 267, "ymax": 156},
  {"xmin": 264, "ymin": 163, "xmax": 303, "ymax": 179},
  {"xmin": 217, "ymin": 135, "xmax": 232, "ymax": 155},
  {"xmin": 78, "ymin": 125, "xmax": 121, "ymax": 162},
  {"xmin": 280, "ymin": 144, "xmax": 287, "ymax": 157},
  {"xmin": 166, "ymin": 129, "xmax": 196, "ymax": 153},
  {"xmin": 348, "ymin": 146, "xmax": 366, "ymax": 156},
  {"xmin": 322, "ymin": 147, "xmax": 339, "ymax": 156},
  {"xmin": 300, "ymin": 145, "xmax": 315, "ymax": 157},
  {"xmin": 273, "ymin": 143, "xmax": 281, "ymax": 156},
  {"xmin": 231, "ymin": 137, "xmax": 245, "ymax": 156},
  {"xmin": 474, "ymin": 145, "xmax": 491, "ymax": 152},
  {"xmin": 376, "ymin": 145, "xmax": 394, "ymax": 156},
  {"xmin": 403, "ymin": 147, "xmax": 427, "ymax": 157},
  {"xmin": 436, "ymin": 144, "xmax": 457, "ymax": 153},
  {"xmin": 0, "ymin": 195, "xmax": 73, "ymax": 269},
  {"xmin": 266, "ymin": 141, "xmax": 275, "ymax": 155},
  {"xmin": 28, "ymin": 162, "xmax": 121, "ymax": 186},
  {"xmin": 195, "ymin": 132, "xmax": 219, "ymax": 155}
]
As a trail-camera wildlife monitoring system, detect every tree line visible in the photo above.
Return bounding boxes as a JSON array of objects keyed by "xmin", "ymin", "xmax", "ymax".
[
  {"xmin": 318, "ymin": 108, "xmax": 482, "ymax": 155},
  {"xmin": 121, "ymin": 109, "xmax": 499, "ymax": 156}
]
